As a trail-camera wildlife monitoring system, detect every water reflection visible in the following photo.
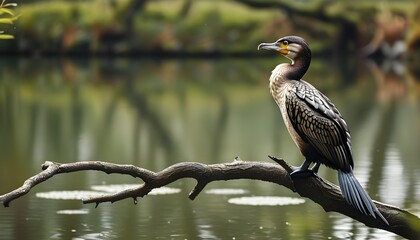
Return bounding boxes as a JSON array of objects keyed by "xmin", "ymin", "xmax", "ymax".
[{"xmin": 0, "ymin": 57, "xmax": 419, "ymax": 239}]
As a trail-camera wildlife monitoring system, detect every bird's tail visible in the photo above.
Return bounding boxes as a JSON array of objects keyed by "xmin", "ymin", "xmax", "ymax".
[{"xmin": 338, "ymin": 170, "xmax": 389, "ymax": 225}]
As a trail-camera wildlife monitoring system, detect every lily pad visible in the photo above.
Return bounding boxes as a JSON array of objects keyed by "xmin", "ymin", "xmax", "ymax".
[
  {"xmin": 35, "ymin": 191, "xmax": 104, "ymax": 200},
  {"xmin": 90, "ymin": 185, "xmax": 181, "ymax": 195},
  {"xmin": 228, "ymin": 196, "xmax": 305, "ymax": 206},
  {"xmin": 205, "ymin": 188, "xmax": 248, "ymax": 195},
  {"xmin": 56, "ymin": 209, "xmax": 90, "ymax": 215}
]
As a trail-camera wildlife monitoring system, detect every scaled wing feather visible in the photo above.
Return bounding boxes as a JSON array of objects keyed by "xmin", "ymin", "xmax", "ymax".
[{"xmin": 286, "ymin": 81, "xmax": 353, "ymax": 171}]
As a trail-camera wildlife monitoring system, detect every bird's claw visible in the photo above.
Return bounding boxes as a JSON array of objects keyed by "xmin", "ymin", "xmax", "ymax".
[{"xmin": 290, "ymin": 168, "xmax": 317, "ymax": 178}]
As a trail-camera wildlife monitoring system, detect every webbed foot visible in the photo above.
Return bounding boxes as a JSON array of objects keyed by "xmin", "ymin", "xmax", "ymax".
[
  {"xmin": 311, "ymin": 162, "xmax": 321, "ymax": 174},
  {"xmin": 289, "ymin": 159, "xmax": 317, "ymax": 177},
  {"xmin": 290, "ymin": 168, "xmax": 317, "ymax": 177}
]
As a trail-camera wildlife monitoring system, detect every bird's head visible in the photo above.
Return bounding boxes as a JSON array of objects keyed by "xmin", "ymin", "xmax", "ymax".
[{"xmin": 258, "ymin": 36, "xmax": 311, "ymax": 64}]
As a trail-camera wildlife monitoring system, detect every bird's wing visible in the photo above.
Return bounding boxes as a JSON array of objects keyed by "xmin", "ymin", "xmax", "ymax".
[{"xmin": 286, "ymin": 81, "xmax": 353, "ymax": 171}]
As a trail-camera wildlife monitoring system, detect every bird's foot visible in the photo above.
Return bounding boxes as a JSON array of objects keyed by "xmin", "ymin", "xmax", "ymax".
[
  {"xmin": 311, "ymin": 162, "xmax": 321, "ymax": 174},
  {"xmin": 290, "ymin": 168, "xmax": 317, "ymax": 178},
  {"xmin": 289, "ymin": 159, "xmax": 317, "ymax": 178}
]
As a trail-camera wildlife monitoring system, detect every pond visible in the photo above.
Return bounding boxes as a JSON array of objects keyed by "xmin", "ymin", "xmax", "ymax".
[{"xmin": 0, "ymin": 56, "xmax": 419, "ymax": 239}]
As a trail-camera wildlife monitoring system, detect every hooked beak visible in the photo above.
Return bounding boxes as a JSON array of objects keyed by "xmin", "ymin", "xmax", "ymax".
[{"xmin": 258, "ymin": 42, "xmax": 289, "ymax": 55}]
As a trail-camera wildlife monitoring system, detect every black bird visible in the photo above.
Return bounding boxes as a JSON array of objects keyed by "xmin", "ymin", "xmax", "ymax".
[{"xmin": 258, "ymin": 36, "xmax": 388, "ymax": 225}]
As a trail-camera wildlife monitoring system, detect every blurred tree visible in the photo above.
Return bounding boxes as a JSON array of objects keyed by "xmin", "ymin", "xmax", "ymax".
[
  {"xmin": 178, "ymin": 0, "xmax": 192, "ymax": 19},
  {"xmin": 4, "ymin": 0, "xmax": 416, "ymax": 56},
  {"xmin": 233, "ymin": 0, "xmax": 359, "ymax": 55},
  {"xmin": 125, "ymin": 0, "xmax": 149, "ymax": 36},
  {"xmin": 362, "ymin": 6, "xmax": 408, "ymax": 58}
]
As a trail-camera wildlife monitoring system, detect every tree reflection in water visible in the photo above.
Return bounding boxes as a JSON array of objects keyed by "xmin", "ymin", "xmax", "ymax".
[{"xmin": 0, "ymin": 57, "xmax": 419, "ymax": 239}]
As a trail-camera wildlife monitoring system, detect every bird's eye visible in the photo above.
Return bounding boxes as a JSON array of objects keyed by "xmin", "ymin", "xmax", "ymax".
[{"xmin": 282, "ymin": 40, "xmax": 289, "ymax": 46}]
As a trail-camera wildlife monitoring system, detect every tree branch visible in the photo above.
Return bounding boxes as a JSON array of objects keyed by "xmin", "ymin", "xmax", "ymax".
[{"xmin": 1, "ymin": 157, "xmax": 419, "ymax": 239}]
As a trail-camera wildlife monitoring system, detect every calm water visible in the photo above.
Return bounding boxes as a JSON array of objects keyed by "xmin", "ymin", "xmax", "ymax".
[{"xmin": 0, "ymin": 57, "xmax": 419, "ymax": 239}]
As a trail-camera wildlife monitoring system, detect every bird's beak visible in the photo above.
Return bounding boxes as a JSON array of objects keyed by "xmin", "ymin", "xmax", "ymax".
[
  {"xmin": 258, "ymin": 42, "xmax": 279, "ymax": 51},
  {"xmin": 258, "ymin": 42, "xmax": 288, "ymax": 55}
]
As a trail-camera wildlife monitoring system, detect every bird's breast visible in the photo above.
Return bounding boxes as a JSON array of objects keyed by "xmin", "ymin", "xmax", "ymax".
[{"xmin": 269, "ymin": 74, "xmax": 307, "ymax": 153}]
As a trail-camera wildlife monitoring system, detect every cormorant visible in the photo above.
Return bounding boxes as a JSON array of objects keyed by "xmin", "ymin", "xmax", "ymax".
[{"xmin": 258, "ymin": 36, "xmax": 389, "ymax": 225}]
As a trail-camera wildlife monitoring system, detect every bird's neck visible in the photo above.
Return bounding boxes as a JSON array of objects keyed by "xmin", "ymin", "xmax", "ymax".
[
  {"xmin": 272, "ymin": 57, "xmax": 310, "ymax": 82},
  {"xmin": 269, "ymin": 58, "xmax": 310, "ymax": 102}
]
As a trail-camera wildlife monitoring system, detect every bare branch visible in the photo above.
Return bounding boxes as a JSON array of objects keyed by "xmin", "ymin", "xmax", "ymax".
[{"xmin": 0, "ymin": 158, "xmax": 419, "ymax": 239}]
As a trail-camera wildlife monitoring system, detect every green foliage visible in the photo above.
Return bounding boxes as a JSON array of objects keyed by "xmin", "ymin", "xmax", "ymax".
[
  {"xmin": 1, "ymin": 0, "xmax": 418, "ymax": 54},
  {"xmin": 0, "ymin": 0, "xmax": 18, "ymax": 39}
]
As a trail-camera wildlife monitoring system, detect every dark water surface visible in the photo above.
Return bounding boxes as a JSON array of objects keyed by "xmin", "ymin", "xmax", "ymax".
[{"xmin": 0, "ymin": 57, "xmax": 419, "ymax": 239}]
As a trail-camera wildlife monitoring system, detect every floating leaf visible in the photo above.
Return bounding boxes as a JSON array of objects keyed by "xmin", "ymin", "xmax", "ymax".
[
  {"xmin": 0, "ymin": 18, "xmax": 13, "ymax": 24},
  {"xmin": 0, "ymin": 8, "xmax": 14, "ymax": 16},
  {"xmin": 3, "ymin": 3, "xmax": 18, "ymax": 7},
  {"xmin": 0, "ymin": 34, "xmax": 14, "ymax": 39},
  {"xmin": 0, "ymin": 14, "xmax": 19, "ymax": 24}
]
